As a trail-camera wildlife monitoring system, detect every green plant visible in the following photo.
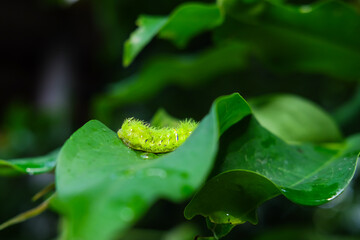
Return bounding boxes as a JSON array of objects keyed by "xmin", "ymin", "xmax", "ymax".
[{"xmin": 1, "ymin": 0, "xmax": 360, "ymax": 239}]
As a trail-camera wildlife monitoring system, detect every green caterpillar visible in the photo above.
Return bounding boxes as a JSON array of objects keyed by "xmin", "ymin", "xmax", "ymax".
[{"xmin": 117, "ymin": 118, "xmax": 198, "ymax": 153}]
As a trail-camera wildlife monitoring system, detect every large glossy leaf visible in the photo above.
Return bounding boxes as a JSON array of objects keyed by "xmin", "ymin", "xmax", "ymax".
[
  {"xmin": 0, "ymin": 149, "xmax": 58, "ymax": 176},
  {"xmin": 185, "ymin": 117, "xmax": 360, "ymax": 227},
  {"xmin": 54, "ymin": 93, "xmax": 251, "ymax": 240},
  {"xmin": 215, "ymin": 0, "xmax": 360, "ymax": 79},
  {"xmin": 249, "ymin": 94, "xmax": 342, "ymax": 143},
  {"xmin": 123, "ymin": 3, "xmax": 223, "ymax": 66},
  {"xmin": 95, "ymin": 42, "xmax": 249, "ymax": 120}
]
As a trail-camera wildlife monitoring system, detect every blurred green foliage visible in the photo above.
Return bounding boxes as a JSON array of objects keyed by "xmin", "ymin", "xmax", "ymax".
[{"xmin": 1, "ymin": 0, "xmax": 360, "ymax": 239}]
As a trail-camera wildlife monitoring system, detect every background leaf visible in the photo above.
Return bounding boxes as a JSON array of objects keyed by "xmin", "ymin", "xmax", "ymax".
[
  {"xmin": 215, "ymin": 0, "xmax": 360, "ymax": 80},
  {"xmin": 54, "ymin": 93, "xmax": 251, "ymax": 240},
  {"xmin": 150, "ymin": 108, "xmax": 182, "ymax": 128},
  {"xmin": 0, "ymin": 149, "xmax": 58, "ymax": 176},
  {"xmin": 95, "ymin": 42, "xmax": 249, "ymax": 121},
  {"xmin": 123, "ymin": 15, "xmax": 168, "ymax": 66},
  {"xmin": 123, "ymin": 2, "xmax": 223, "ymax": 66},
  {"xmin": 249, "ymin": 94, "xmax": 342, "ymax": 143},
  {"xmin": 158, "ymin": 3, "xmax": 223, "ymax": 48}
]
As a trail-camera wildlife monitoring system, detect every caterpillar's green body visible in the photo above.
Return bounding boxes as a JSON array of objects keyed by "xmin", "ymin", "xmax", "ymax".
[{"xmin": 117, "ymin": 118, "xmax": 198, "ymax": 153}]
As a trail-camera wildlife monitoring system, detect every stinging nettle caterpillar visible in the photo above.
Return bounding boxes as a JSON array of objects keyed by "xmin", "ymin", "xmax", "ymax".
[{"xmin": 117, "ymin": 117, "xmax": 198, "ymax": 153}]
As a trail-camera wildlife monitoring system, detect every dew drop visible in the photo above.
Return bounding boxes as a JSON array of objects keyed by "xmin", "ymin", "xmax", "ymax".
[{"xmin": 141, "ymin": 153, "xmax": 149, "ymax": 159}]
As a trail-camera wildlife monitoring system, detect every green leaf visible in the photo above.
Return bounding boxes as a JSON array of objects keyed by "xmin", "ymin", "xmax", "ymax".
[
  {"xmin": 158, "ymin": 3, "xmax": 223, "ymax": 48},
  {"xmin": 206, "ymin": 217, "xmax": 235, "ymax": 239},
  {"xmin": 0, "ymin": 149, "xmax": 58, "ymax": 176},
  {"xmin": 162, "ymin": 223, "xmax": 199, "ymax": 240},
  {"xmin": 217, "ymin": 0, "xmax": 265, "ymax": 18},
  {"xmin": 249, "ymin": 94, "xmax": 342, "ymax": 143},
  {"xmin": 185, "ymin": 167, "xmax": 279, "ymax": 225},
  {"xmin": 55, "ymin": 93, "xmax": 251, "ymax": 240},
  {"xmin": 150, "ymin": 108, "xmax": 181, "ymax": 128},
  {"xmin": 185, "ymin": 118, "xmax": 359, "ymax": 227},
  {"xmin": 123, "ymin": 16, "xmax": 168, "ymax": 67},
  {"xmin": 215, "ymin": 0, "xmax": 360, "ymax": 79},
  {"xmin": 95, "ymin": 42, "xmax": 249, "ymax": 121},
  {"xmin": 123, "ymin": 3, "xmax": 223, "ymax": 66}
]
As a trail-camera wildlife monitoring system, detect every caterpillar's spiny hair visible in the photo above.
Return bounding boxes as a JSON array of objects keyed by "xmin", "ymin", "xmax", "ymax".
[{"xmin": 117, "ymin": 117, "xmax": 198, "ymax": 153}]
